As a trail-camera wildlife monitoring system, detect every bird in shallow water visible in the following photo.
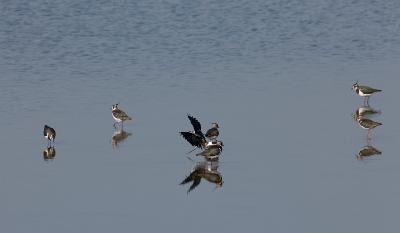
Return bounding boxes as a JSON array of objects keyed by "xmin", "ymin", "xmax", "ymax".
[
  {"xmin": 43, "ymin": 125, "xmax": 56, "ymax": 146},
  {"xmin": 352, "ymin": 82, "xmax": 382, "ymax": 105},
  {"xmin": 196, "ymin": 141, "xmax": 224, "ymax": 161},
  {"xmin": 180, "ymin": 162, "xmax": 223, "ymax": 193},
  {"xmin": 357, "ymin": 145, "xmax": 382, "ymax": 160},
  {"xmin": 111, "ymin": 104, "xmax": 132, "ymax": 129},
  {"xmin": 356, "ymin": 116, "xmax": 382, "ymax": 140},
  {"xmin": 205, "ymin": 122, "xmax": 220, "ymax": 140},
  {"xmin": 43, "ymin": 147, "xmax": 56, "ymax": 161}
]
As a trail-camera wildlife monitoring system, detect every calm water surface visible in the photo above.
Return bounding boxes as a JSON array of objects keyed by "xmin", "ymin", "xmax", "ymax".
[{"xmin": 1, "ymin": 0, "xmax": 400, "ymax": 232}]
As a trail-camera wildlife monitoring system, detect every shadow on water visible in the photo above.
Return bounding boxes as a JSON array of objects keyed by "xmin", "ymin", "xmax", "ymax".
[
  {"xmin": 43, "ymin": 146, "xmax": 56, "ymax": 161},
  {"xmin": 111, "ymin": 129, "xmax": 132, "ymax": 149},
  {"xmin": 180, "ymin": 161, "xmax": 223, "ymax": 194}
]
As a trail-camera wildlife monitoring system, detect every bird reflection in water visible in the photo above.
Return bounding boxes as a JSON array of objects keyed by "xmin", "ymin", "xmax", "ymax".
[
  {"xmin": 357, "ymin": 144, "xmax": 382, "ymax": 160},
  {"xmin": 180, "ymin": 161, "xmax": 223, "ymax": 193},
  {"xmin": 111, "ymin": 129, "xmax": 132, "ymax": 149},
  {"xmin": 43, "ymin": 147, "xmax": 56, "ymax": 161},
  {"xmin": 354, "ymin": 105, "xmax": 381, "ymax": 118}
]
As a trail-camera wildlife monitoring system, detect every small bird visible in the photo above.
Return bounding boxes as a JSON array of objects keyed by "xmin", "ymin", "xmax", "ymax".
[
  {"xmin": 180, "ymin": 162, "xmax": 223, "ymax": 193},
  {"xmin": 180, "ymin": 115, "xmax": 206, "ymax": 149},
  {"xmin": 352, "ymin": 82, "xmax": 382, "ymax": 105},
  {"xmin": 357, "ymin": 145, "xmax": 382, "ymax": 160},
  {"xmin": 356, "ymin": 116, "xmax": 382, "ymax": 139},
  {"xmin": 196, "ymin": 143, "xmax": 224, "ymax": 161},
  {"xmin": 43, "ymin": 147, "xmax": 56, "ymax": 161},
  {"xmin": 205, "ymin": 122, "xmax": 220, "ymax": 140},
  {"xmin": 43, "ymin": 125, "xmax": 56, "ymax": 146},
  {"xmin": 111, "ymin": 104, "xmax": 132, "ymax": 129}
]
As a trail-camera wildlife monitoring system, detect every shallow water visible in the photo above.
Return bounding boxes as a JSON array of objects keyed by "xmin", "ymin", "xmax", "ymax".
[{"xmin": 1, "ymin": 0, "xmax": 400, "ymax": 232}]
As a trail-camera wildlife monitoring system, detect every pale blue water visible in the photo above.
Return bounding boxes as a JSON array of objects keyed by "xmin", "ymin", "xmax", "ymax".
[{"xmin": 1, "ymin": 1, "xmax": 400, "ymax": 232}]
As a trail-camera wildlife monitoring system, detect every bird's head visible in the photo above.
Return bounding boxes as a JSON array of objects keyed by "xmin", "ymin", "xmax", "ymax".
[
  {"xmin": 111, "ymin": 104, "xmax": 119, "ymax": 111},
  {"xmin": 352, "ymin": 81, "xmax": 359, "ymax": 91}
]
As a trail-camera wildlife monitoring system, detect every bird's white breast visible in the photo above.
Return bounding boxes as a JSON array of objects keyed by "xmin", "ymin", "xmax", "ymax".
[
  {"xmin": 358, "ymin": 90, "xmax": 371, "ymax": 97},
  {"xmin": 112, "ymin": 113, "xmax": 122, "ymax": 122}
]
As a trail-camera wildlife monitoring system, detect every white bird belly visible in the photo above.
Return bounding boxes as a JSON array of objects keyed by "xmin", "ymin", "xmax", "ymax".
[
  {"xmin": 112, "ymin": 114, "xmax": 122, "ymax": 122},
  {"xmin": 358, "ymin": 91, "xmax": 371, "ymax": 97}
]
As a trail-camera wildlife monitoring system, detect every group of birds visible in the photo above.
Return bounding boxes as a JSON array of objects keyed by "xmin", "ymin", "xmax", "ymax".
[
  {"xmin": 179, "ymin": 115, "xmax": 223, "ymax": 161},
  {"xmin": 179, "ymin": 115, "xmax": 224, "ymax": 193},
  {"xmin": 351, "ymin": 82, "xmax": 383, "ymax": 160},
  {"xmin": 42, "ymin": 103, "xmax": 133, "ymax": 160},
  {"xmin": 41, "ymin": 82, "xmax": 384, "ymax": 177},
  {"xmin": 43, "ymin": 106, "xmax": 223, "ymax": 192}
]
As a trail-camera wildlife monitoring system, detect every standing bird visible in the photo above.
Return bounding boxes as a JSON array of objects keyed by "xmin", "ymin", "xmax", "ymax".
[
  {"xmin": 205, "ymin": 122, "xmax": 220, "ymax": 140},
  {"xmin": 43, "ymin": 125, "xmax": 56, "ymax": 146},
  {"xmin": 111, "ymin": 104, "xmax": 132, "ymax": 129},
  {"xmin": 356, "ymin": 116, "xmax": 382, "ymax": 140},
  {"xmin": 352, "ymin": 82, "xmax": 382, "ymax": 105},
  {"xmin": 196, "ymin": 143, "xmax": 224, "ymax": 161}
]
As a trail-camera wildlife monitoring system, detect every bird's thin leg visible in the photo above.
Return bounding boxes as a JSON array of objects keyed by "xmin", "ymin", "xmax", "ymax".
[
  {"xmin": 367, "ymin": 130, "xmax": 372, "ymax": 141},
  {"xmin": 367, "ymin": 136, "xmax": 372, "ymax": 146},
  {"xmin": 366, "ymin": 96, "xmax": 370, "ymax": 106},
  {"xmin": 121, "ymin": 121, "xmax": 124, "ymax": 130}
]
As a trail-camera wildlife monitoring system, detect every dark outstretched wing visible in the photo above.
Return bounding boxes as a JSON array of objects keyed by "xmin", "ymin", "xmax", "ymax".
[
  {"xmin": 187, "ymin": 177, "xmax": 201, "ymax": 193},
  {"xmin": 180, "ymin": 174, "xmax": 194, "ymax": 185},
  {"xmin": 187, "ymin": 115, "xmax": 203, "ymax": 135},
  {"xmin": 180, "ymin": 132, "xmax": 204, "ymax": 148}
]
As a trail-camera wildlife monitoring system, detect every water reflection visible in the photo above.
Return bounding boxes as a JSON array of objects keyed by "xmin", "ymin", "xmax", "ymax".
[
  {"xmin": 111, "ymin": 129, "xmax": 132, "ymax": 149},
  {"xmin": 354, "ymin": 105, "xmax": 381, "ymax": 118},
  {"xmin": 352, "ymin": 101, "xmax": 383, "ymax": 160},
  {"xmin": 43, "ymin": 147, "xmax": 56, "ymax": 161},
  {"xmin": 180, "ymin": 161, "xmax": 223, "ymax": 193},
  {"xmin": 357, "ymin": 144, "xmax": 382, "ymax": 160}
]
